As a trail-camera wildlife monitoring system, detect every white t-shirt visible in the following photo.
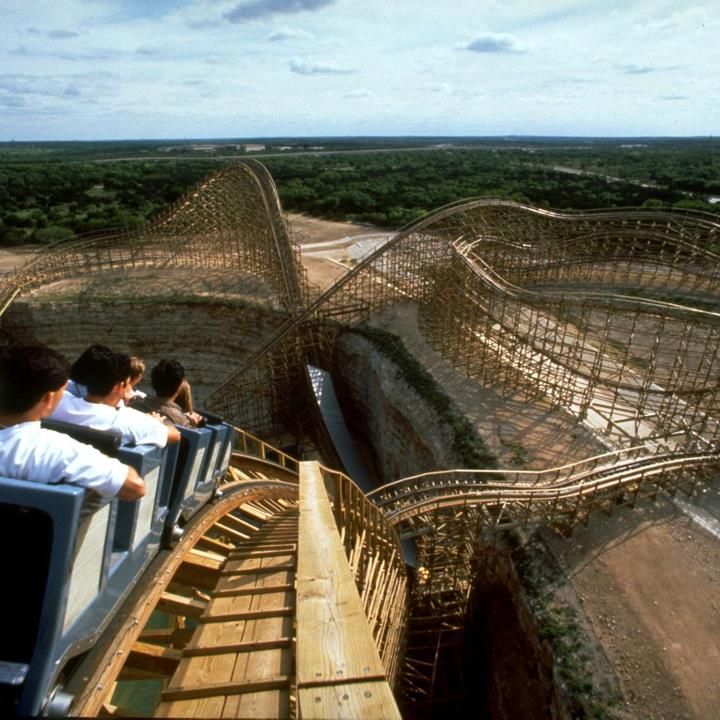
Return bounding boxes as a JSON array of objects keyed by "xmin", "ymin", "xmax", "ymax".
[
  {"xmin": 51, "ymin": 392, "xmax": 168, "ymax": 448},
  {"xmin": 0, "ymin": 421, "xmax": 128, "ymax": 497}
]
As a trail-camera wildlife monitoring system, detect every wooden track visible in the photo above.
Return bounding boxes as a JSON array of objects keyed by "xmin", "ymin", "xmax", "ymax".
[
  {"xmin": 68, "ymin": 477, "xmax": 300, "ymax": 718},
  {"xmin": 156, "ymin": 506, "xmax": 298, "ymax": 718},
  {"xmin": 68, "ymin": 455, "xmax": 403, "ymax": 719}
]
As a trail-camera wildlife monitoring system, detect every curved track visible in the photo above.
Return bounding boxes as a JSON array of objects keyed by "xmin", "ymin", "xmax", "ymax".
[
  {"xmin": 368, "ymin": 446, "xmax": 719, "ymax": 528},
  {"xmin": 203, "ymin": 197, "xmax": 720, "ymax": 452},
  {"xmin": 1, "ymin": 164, "xmax": 718, "ymax": 514},
  {"xmin": 67, "ymin": 461, "xmax": 300, "ymax": 717},
  {"xmin": 0, "ymin": 162, "xmax": 303, "ymax": 316}
]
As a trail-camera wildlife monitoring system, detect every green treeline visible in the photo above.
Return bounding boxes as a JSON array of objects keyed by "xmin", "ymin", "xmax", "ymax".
[
  {"xmin": 263, "ymin": 148, "xmax": 708, "ymax": 227},
  {"xmin": 0, "ymin": 160, "xmax": 216, "ymax": 245},
  {"xmin": 1, "ymin": 138, "xmax": 718, "ymax": 246}
]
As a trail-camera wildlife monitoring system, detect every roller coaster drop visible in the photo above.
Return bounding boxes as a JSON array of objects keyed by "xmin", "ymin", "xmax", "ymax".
[{"xmin": 0, "ymin": 162, "xmax": 719, "ymax": 716}]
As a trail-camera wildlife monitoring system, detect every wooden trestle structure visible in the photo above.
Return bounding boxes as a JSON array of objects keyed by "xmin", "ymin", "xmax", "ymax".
[{"xmin": 2, "ymin": 161, "xmax": 720, "ymax": 715}]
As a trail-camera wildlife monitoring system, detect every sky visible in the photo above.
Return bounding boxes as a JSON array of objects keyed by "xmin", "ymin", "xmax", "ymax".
[{"xmin": 1, "ymin": 0, "xmax": 718, "ymax": 140}]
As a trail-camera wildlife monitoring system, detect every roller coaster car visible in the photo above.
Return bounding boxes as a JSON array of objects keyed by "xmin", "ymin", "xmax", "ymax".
[
  {"xmin": 0, "ymin": 422, "xmax": 167, "ymax": 716},
  {"xmin": 0, "ymin": 418, "xmax": 235, "ymax": 716},
  {"xmin": 161, "ymin": 411, "xmax": 236, "ymax": 546}
]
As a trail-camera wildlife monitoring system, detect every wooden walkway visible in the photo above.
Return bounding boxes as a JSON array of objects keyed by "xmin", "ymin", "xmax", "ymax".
[{"xmin": 296, "ymin": 462, "xmax": 401, "ymax": 719}]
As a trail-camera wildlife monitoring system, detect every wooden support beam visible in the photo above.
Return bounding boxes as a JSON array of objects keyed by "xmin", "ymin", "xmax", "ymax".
[
  {"xmin": 238, "ymin": 503, "xmax": 272, "ymax": 522},
  {"xmin": 158, "ymin": 591, "xmax": 207, "ymax": 618},
  {"xmin": 174, "ymin": 553, "xmax": 222, "ymax": 591},
  {"xmin": 228, "ymin": 540, "xmax": 297, "ymax": 553},
  {"xmin": 196, "ymin": 535, "xmax": 235, "ymax": 554},
  {"xmin": 229, "ymin": 547, "xmax": 297, "ymax": 559},
  {"xmin": 198, "ymin": 607, "xmax": 293, "ymax": 623},
  {"xmin": 124, "ymin": 641, "xmax": 182, "ymax": 677},
  {"xmin": 212, "ymin": 521, "xmax": 251, "ymax": 542},
  {"xmin": 220, "ymin": 561, "xmax": 296, "ymax": 576},
  {"xmin": 223, "ymin": 513, "xmax": 261, "ymax": 534},
  {"xmin": 189, "ymin": 547, "xmax": 225, "ymax": 564},
  {"xmin": 211, "ymin": 582, "xmax": 294, "ymax": 597},
  {"xmin": 137, "ymin": 627, "xmax": 195, "ymax": 647},
  {"xmin": 183, "ymin": 638, "xmax": 292, "ymax": 657},
  {"xmin": 161, "ymin": 675, "xmax": 291, "ymax": 702}
]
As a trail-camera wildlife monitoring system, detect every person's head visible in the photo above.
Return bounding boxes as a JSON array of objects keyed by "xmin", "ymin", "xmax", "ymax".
[
  {"xmin": 0, "ymin": 345, "xmax": 69, "ymax": 416},
  {"xmin": 71, "ymin": 344, "xmax": 113, "ymax": 385},
  {"xmin": 128, "ymin": 356, "xmax": 145, "ymax": 387},
  {"xmin": 84, "ymin": 351, "xmax": 132, "ymax": 398},
  {"xmin": 151, "ymin": 359, "xmax": 186, "ymax": 399}
]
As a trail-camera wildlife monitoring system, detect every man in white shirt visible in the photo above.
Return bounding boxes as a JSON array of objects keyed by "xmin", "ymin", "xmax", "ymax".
[
  {"xmin": 0, "ymin": 345, "xmax": 145, "ymax": 500},
  {"xmin": 66, "ymin": 343, "xmax": 113, "ymax": 399},
  {"xmin": 51, "ymin": 350, "xmax": 180, "ymax": 448}
]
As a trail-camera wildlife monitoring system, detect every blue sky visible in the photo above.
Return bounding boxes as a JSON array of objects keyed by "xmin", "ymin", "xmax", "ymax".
[{"xmin": 1, "ymin": 0, "xmax": 718, "ymax": 140}]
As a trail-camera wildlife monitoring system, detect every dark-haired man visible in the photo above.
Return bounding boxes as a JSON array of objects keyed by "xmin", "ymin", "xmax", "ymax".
[
  {"xmin": 51, "ymin": 350, "xmax": 180, "ymax": 447},
  {"xmin": 66, "ymin": 343, "xmax": 113, "ymax": 398},
  {"xmin": 132, "ymin": 359, "xmax": 203, "ymax": 428},
  {"xmin": 0, "ymin": 345, "xmax": 145, "ymax": 500}
]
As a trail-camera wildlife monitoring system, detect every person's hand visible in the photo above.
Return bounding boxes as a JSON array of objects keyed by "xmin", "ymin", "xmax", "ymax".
[{"xmin": 187, "ymin": 411, "xmax": 203, "ymax": 427}]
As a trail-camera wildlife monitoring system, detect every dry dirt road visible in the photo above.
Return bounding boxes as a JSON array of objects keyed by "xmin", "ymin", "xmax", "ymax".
[{"xmin": 0, "ymin": 246, "xmax": 36, "ymax": 274}]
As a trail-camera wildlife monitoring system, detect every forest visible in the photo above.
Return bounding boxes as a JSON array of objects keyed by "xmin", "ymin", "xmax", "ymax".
[{"xmin": 0, "ymin": 137, "xmax": 718, "ymax": 246}]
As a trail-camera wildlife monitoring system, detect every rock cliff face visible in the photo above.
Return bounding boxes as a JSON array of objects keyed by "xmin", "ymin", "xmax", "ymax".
[
  {"xmin": 0, "ymin": 296, "xmax": 288, "ymax": 405},
  {"xmin": 331, "ymin": 332, "xmax": 459, "ymax": 483},
  {"xmin": 465, "ymin": 552, "xmax": 567, "ymax": 720}
]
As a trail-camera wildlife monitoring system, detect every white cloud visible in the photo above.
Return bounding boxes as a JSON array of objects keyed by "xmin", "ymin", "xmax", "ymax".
[
  {"xmin": 289, "ymin": 58, "xmax": 353, "ymax": 75},
  {"xmin": 267, "ymin": 25, "xmax": 314, "ymax": 41},
  {"xmin": 0, "ymin": 0, "xmax": 717, "ymax": 138},
  {"xmin": 224, "ymin": 0, "xmax": 335, "ymax": 23}
]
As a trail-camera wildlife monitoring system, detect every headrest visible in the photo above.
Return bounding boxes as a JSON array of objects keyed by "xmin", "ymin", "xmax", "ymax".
[{"xmin": 41, "ymin": 419, "xmax": 123, "ymax": 457}]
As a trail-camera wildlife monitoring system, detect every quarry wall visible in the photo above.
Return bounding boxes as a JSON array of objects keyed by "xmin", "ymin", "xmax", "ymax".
[
  {"xmin": 331, "ymin": 331, "xmax": 460, "ymax": 483},
  {"xmin": 0, "ymin": 295, "xmax": 288, "ymax": 407}
]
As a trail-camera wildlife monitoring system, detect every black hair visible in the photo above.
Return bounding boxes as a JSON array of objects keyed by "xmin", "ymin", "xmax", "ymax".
[
  {"xmin": 70, "ymin": 344, "xmax": 113, "ymax": 385},
  {"xmin": 0, "ymin": 345, "xmax": 70, "ymax": 414},
  {"xmin": 83, "ymin": 351, "xmax": 132, "ymax": 396},
  {"xmin": 151, "ymin": 359, "xmax": 186, "ymax": 398}
]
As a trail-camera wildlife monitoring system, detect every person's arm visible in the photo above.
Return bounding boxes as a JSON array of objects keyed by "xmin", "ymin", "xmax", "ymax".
[
  {"xmin": 115, "ymin": 465, "xmax": 146, "ymax": 501},
  {"xmin": 166, "ymin": 424, "xmax": 181, "ymax": 444},
  {"xmin": 176, "ymin": 380, "xmax": 193, "ymax": 413}
]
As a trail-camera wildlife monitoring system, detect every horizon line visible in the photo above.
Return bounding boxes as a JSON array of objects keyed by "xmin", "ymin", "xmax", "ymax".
[{"xmin": 0, "ymin": 133, "xmax": 717, "ymax": 144}]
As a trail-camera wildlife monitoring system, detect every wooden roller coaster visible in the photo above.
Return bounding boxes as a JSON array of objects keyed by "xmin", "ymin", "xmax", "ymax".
[
  {"xmin": 63, "ymin": 433, "xmax": 406, "ymax": 719},
  {"xmin": 1, "ymin": 161, "xmax": 719, "ymax": 716}
]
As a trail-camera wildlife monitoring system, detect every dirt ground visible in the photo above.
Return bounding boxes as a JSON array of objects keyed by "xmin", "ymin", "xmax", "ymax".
[
  {"xmin": 288, "ymin": 212, "xmax": 371, "ymax": 245},
  {"xmin": 288, "ymin": 213, "xmax": 357, "ymax": 290},
  {"xmin": 291, "ymin": 215, "xmax": 720, "ymax": 720},
  {"xmin": 0, "ymin": 246, "xmax": 37, "ymax": 274},
  {"xmin": 546, "ymin": 494, "xmax": 720, "ymax": 720}
]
